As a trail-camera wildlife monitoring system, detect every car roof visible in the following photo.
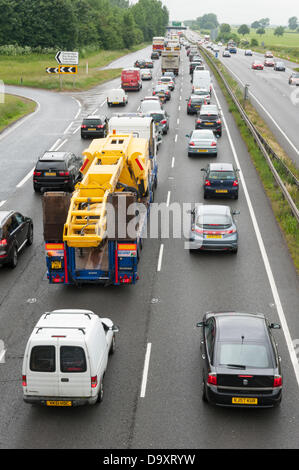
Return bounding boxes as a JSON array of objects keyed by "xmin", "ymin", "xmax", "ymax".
[
  {"xmin": 208, "ymin": 162, "xmax": 234, "ymax": 171},
  {"xmin": 84, "ymin": 115, "xmax": 105, "ymax": 120},
  {"xmin": 0, "ymin": 211, "xmax": 14, "ymax": 224},
  {"xmin": 39, "ymin": 152, "xmax": 69, "ymax": 161},
  {"xmin": 213, "ymin": 313, "xmax": 268, "ymax": 342},
  {"xmin": 192, "ymin": 129, "xmax": 214, "ymax": 137},
  {"xmin": 200, "ymin": 105, "xmax": 218, "ymax": 113},
  {"xmin": 196, "ymin": 204, "xmax": 231, "ymax": 216}
]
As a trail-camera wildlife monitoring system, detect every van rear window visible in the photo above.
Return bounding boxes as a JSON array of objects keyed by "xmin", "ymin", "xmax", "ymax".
[
  {"xmin": 60, "ymin": 346, "xmax": 87, "ymax": 373},
  {"xmin": 30, "ymin": 346, "xmax": 56, "ymax": 372}
]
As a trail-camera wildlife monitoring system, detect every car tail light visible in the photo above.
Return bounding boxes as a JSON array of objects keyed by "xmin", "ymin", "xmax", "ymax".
[
  {"xmin": 81, "ymin": 125, "xmax": 87, "ymax": 128},
  {"xmin": 160, "ymin": 120, "xmax": 167, "ymax": 125},
  {"xmin": 96, "ymin": 125, "xmax": 104, "ymax": 128},
  {"xmin": 224, "ymin": 229, "xmax": 237, "ymax": 234},
  {"xmin": 0, "ymin": 239, "xmax": 7, "ymax": 247},
  {"xmin": 188, "ymin": 99, "xmax": 191, "ymax": 106},
  {"xmin": 153, "ymin": 91, "xmax": 156, "ymax": 95},
  {"xmin": 59, "ymin": 171, "xmax": 70, "ymax": 176},
  {"xmin": 195, "ymin": 228, "xmax": 204, "ymax": 234},
  {"xmin": 91, "ymin": 376, "xmax": 98, "ymax": 388},
  {"xmin": 273, "ymin": 375, "xmax": 282, "ymax": 387},
  {"xmin": 22, "ymin": 375, "xmax": 27, "ymax": 387},
  {"xmin": 217, "ymin": 120, "xmax": 221, "ymax": 124},
  {"xmin": 207, "ymin": 373, "xmax": 217, "ymax": 385},
  {"xmin": 189, "ymin": 142, "xmax": 195, "ymax": 146},
  {"xmin": 205, "ymin": 180, "xmax": 211, "ymax": 186},
  {"xmin": 197, "ymin": 119, "xmax": 201, "ymax": 124},
  {"xmin": 233, "ymin": 180, "xmax": 238, "ymax": 186},
  {"xmin": 211, "ymin": 141, "xmax": 217, "ymax": 147},
  {"xmin": 33, "ymin": 171, "xmax": 42, "ymax": 176}
]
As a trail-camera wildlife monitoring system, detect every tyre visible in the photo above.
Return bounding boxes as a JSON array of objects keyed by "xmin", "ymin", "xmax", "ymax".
[
  {"xmin": 231, "ymin": 247, "xmax": 238, "ymax": 254},
  {"xmin": 26, "ymin": 224, "xmax": 33, "ymax": 246},
  {"xmin": 202, "ymin": 379, "xmax": 208, "ymax": 402},
  {"xmin": 203, "ymin": 192, "xmax": 208, "ymax": 199},
  {"xmin": 96, "ymin": 380, "xmax": 104, "ymax": 403},
  {"xmin": 33, "ymin": 185, "xmax": 39, "ymax": 193},
  {"xmin": 109, "ymin": 334, "xmax": 116, "ymax": 355},
  {"xmin": 10, "ymin": 245, "xmax": 18, "ymax": 269}
]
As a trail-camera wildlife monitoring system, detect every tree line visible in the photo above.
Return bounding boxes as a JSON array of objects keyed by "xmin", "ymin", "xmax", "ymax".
[{"xmin": 0, "ymin": 0, "xmax": 169, "ymax": 50}]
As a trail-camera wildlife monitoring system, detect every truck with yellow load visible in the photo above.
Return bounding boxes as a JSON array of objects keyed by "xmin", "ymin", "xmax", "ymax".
[{"xmin": 43, "ymin": 133, "xmax": 154, "ymax": 286}]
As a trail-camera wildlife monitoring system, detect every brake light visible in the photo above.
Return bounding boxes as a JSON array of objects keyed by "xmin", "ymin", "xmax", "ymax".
[
  {"xmin": 22, "ymin": 375, "xmax": 27, "ymax": 387},
  {"xmin": 33, "ymin": 171, "xmax": 42, "ymax": 176},
  {"xmin": 96, "ymin": 125, "xmax": 104, "ymax": 128},
  {"xmin": 91, "ymin": 376, "xmax": 98, "ymax": 388},
  {"xmin": 217, "ymin": 120, "xmax": 221, "ymax": 124},
  {"xmin": 273, "ymin": 375, "xmax": 282, "ymax": 387},
  {"xmin": 197, "ymin": 119, "xmax": 201, "ymax": 124},
  {"xmin": 233, "ymin": 180, "xmax": 238, "ymax": 186},
  {"xmin": 59, "ymin": 171, "xmax": 70, "ymax": 176},
  {"xmin": 0, "ymin": 239, "xmax": 8, "ymax": 247},
  {"xmin": 81, "ymin": 125, "xmax": 87, "ymax": 128},
  {"xmin": 153, "ymin": 91, "xmax": 156, "ymax": 95},
  {"xmin": 211, "ymin": 141, "xmax": 217, "ymax": 147},
  {"xmin": 188, "ymin": 99, "xmax": 191, "ymax": 106},
  {"xmin": 207, "ymin": 373, "xmax": 217, "ymax": 385},
  {"xmin": 205, "ymin": 180, "xmax": 211, "ymax": 186},
  {"xmin": 160, "ymin": 120, "xmax": 167, "ymax": 125},
  {"xmin": 189, "ymin": 142, "xmax": 195, "ymax": 146}
]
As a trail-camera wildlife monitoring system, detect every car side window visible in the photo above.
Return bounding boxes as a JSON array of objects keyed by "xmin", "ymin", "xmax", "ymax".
[
  {"xmin": 15, "ymin": 213, "xmax": 24, "ymax": 225},
  {"xmin": 8, "ymin": 215, "xmax": 18, "ymax": 233},
  {"xmin": 205, "ymin": 318, "xmax": 216, "ymax": 364}
]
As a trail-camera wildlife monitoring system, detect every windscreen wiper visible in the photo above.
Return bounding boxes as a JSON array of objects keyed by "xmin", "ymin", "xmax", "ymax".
[{"xmin": 224, "ymin": 364, "xmax": 246, "ymax": 369}]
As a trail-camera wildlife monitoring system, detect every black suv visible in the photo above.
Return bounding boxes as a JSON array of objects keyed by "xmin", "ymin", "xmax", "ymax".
[
  {"xmin": 195, "ymin": 104, "xmax": 222, "ymax": 136},
  {"xmin": 81, "ymin": 115, "xmax": 108, "ymax": 139},
  {"xmin": 0, "ymin": 210, "xmax": 33, "ymax": 268},
  {"xmin": 33, "ymin": 151, "xmax": 83, "ymax": 193}
]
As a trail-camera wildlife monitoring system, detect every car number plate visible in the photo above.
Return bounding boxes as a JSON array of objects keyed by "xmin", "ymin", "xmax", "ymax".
[
  {"xmin": 206, "ymin": 234, "xmax": 222, "ymax": 239},
  {"xmin": 46, "ymin": 401, "xmax": 72, "ymax": 407},
  {"xmin": 51, "ymin": 260, "xmax": 62, "ymax": 270},
  {"xmin": 232, "ymin": 397, "xmax": 258, "ymax": 405},
  {"xmin": 45, "ymin": 172, "xmax": 56, "ymax": 176},
  {"xmin": 205, "ymin": 123, "xmax": 213, "ymax": 125},
  {"xmin": 112, "ymin": 102, "xmax": 119, "ymax": 104},
  {"xmin": 198, "ymin": 149, "xmax": 208, "ymax": 152},
  {"xmin": 216, "ymin": 189, "xmax": 228, "ymax": 193},
  {"xmin": 88, "ymin": 128, "xmax": 96, "ymax": 131}
]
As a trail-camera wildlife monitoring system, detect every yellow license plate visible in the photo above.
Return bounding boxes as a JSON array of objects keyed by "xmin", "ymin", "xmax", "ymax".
[
  {"xmin": 113, "ymin": 102, "xmax": 119, "ymax": 104},
  {"xmin": 45, "ymin": 172, "xmax": 56, "ymax": 176},
  {"xmin": 51, "ymin": 261, "xmax": 62, "ymax": 269},
  {"xmin": 232, "ymin": 397, "xmax": 258, "ymax": 405},
  {"xmin": 198, "ymin": 149, "xmax": 208, "ymax": 152},
  {"xmin": 88, "ymin": 128, "xmax": 96, "ymax": 131},
  {"xmin": 216, "ymin": 190, "xmax": 228, "ymax": 193},
  {"xmin": 206, "ymin": 235, "xmax": 222, "ymax": 239},
  {"xmin": 46, "ymin": 401, "xmax": 72, "ymax": 407},
  {"xmin": 205, "ymin": 123, "xmax": 213, "ymax": 125}
]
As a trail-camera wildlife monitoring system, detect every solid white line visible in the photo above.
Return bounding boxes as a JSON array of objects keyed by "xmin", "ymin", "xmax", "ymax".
[
  {"xmin": 73, "ymin": 125, "xmax": 81, "ymax": 134},
  {"xmin": 157, "ymin": 243, "xmax": 164, "ymax": 272},
  {"xmin": 171, "ymin": 157, "xmax": 175, "ymax": 168},
  {"xmin": 140, "ymin": 342, "xmax": 152, "ymax": 398},
  {"xmin": 166, "ymin": 190, "xmax": 171, "ymax": 207},
  {"xmin": 0, "ymin": 200, "xmax": 6, "ymax": 208},
  {"xmin": 63, "ymin": 121, "xmax": 74, "ymax": 134},
  {"xmin": 16, "ymin": 167, "xmax": 34, "ymax": 188},
  {"xmin": 49, "ymin": 138, "xmax": 61, "ymax": 151},
  {"xmin": 175, "ymin": 134, "xmax": 178, "ymax": 143},
  {"xmin": 100, "ymin": 100, "xmax": 107, "ymax": 107},
  {"xmin": 177, "ymin": 118, "xmax": 180, "ymax": 125},
  {"xmin": 91, "ymin": 108, "xmax": 98, "ymax": 115},
  {"xmin": 213, "ymin": 85, "xmax": 299, "ymax": 387},
  {"xmin": 55, "ymin": 138, "xmax": 68, "ymax": 151}
]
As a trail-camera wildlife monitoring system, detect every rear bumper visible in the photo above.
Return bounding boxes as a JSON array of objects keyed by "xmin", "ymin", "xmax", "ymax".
[
  {"xmin": 81, "ymin": 130, "xmax": 106, "ymax": 138},
  {"xmin": 206, "ymin": 384, "xmax": 282, "ymax": 408},
  {"xmin": 204, "ymin": 187, "xmax": 238, "ymax": 197},
  {"xmin": 23, "ymin": 395, "xmax": 97, "ymax": 406},
  {"xmin": 188, "ymin": 147, "xmax": 217, "ymax": 155},
  {"xmin": 33, "ymin": 180, "xmax": 70, "ymax": 191}
]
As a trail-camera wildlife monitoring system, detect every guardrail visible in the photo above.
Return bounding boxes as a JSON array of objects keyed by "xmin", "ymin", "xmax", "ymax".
[{"xmin": 198, "ymin": 45, "xmax": 299, "ymax": 224}]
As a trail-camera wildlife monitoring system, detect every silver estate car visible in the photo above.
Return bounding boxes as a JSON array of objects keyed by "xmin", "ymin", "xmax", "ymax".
[
  {"xmin": 189, "ymin": 204, "xmax": 239, "ymax": 253},
  {"xmin": 187, "ymin": 129, "xmax": 217, "ymax": 157}
]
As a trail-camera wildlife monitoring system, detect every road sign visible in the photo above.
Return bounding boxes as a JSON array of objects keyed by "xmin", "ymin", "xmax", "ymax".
[
  {"xmin": 59, "ymin": 65, "xmax": 77, "ymax": 74},
  {"xmin": 46, "ymin": 67, "xmax": 59, "ymax": 74},
  {"xmin": 55, "ymin": 51, "xmax": 79, "ymax": 65}
]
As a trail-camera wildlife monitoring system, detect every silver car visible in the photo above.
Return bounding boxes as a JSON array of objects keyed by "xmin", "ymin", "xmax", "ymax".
[
  {"xmin": 189, "ymin": 204, "xmax": 239, "ymax": 253},
  {"xmin": 141, "ymin": 69, "xmax": 152, "ymax": 80},
  {"xmin": 186, "ymin": 129, "xmax": 217, "ymax": 157},
  {"xmin": 191, "ymin": 88, "xmax": 211, "ymax": 104}
]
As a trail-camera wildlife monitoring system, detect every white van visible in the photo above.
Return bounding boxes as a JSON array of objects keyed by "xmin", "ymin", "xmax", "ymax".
[
  {"xmin": 192, "ymin": 70, "xmax": 211, "ymax": 93},
  {"xmin": 107, "ymin": 88, "xmax": 128, "ymax": 107},
  {"xmin": 22, "ymin": 309, "xmax": 119, "ymax": 407}
]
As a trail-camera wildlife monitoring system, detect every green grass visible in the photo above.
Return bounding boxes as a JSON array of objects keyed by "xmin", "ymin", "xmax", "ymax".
[
  {"xmin": 0, "ymin": 43, "xmax": 150, "ymax": 91},
  {"xmin": 0, "ymin": 94, "xmax": 36, "ymax": 132}
]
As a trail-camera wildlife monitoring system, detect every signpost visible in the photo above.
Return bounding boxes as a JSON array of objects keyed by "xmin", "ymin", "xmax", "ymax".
[
  {"xmin": 55, "ymin": 51, "xmax": 79, "ymax": 65},
  {"xmin": 46, "ymin": 51, "xmax": 79, "ymax": 89}
]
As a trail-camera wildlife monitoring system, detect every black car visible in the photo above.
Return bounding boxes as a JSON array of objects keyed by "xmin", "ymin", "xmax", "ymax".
[
  {"xmin": 33, "ymin": 151, "xmax": 83, "ymax": 193},
  {"xmin": 195, "ymin": 104, "xmax": 222, "ymax": 137},
  {"xmin": 151, "ymin": 51, "xmax": 160, "ymax": 60},
  {"xmin": 81, "ymin": 115, "xmax": 108, "ymax": 139},
  {"xmin": 197, "ymin": 312, "xmax": 282, "ymax": 408},
  {"xmin": 144, "ymin": 60, "xmax": 154, "ymax": 69},
  {"xmin": 153, "ymin": 84, "xmax": 171, "ymax": 101},
  {"xmin": 146, "ymin": 110, "xmax": 170, "ymax": 134},
  {"xmin": 186, "ymin": 95, "xmax": 205, "ymax": 115},
  {"xmin": 0, "ymin": 210, "xmax": 33, "ymax": 268},
  {"xmin": 134, "ymin": 59, "xmax": 147, "ymax": 69},
  {"xmin": 190, "ymin": 60, "xmax": 203, "ymax": 74},
  {"xmin": 274, "ymin": 61, "xmax": 286, "ymax": 71},
  {"xmin": 201, "ymin": 162, "xmax": 239, "ymax": 199}
]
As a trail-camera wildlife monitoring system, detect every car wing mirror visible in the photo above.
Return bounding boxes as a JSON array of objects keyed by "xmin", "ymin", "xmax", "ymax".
[
  {"xmin": 185, "ymin": 134, "xmax": 190, "ymax": 138},
  {"xmin": 232, "ymin": 210, "xmax": 240, "ymax": 215},
  {"xmin": 269, "ymin": 323, "xmax": 281, "ymax": 330},
  {"xmin": 200, "ymin": 168, "xmax": 207, "ymax": 171},
  {"xmin": 196, "ymin": 322, "xmax": 204, "ymax": 328}
]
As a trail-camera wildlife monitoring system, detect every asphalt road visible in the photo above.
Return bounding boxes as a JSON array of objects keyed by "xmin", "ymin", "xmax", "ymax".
[
  {"xmin": 0, "ymin": 44, "xmax": 299, "ymax": 449},
  {"xmin": 189, "ymin": 32, "xmax": 299, "ymax": 168}
]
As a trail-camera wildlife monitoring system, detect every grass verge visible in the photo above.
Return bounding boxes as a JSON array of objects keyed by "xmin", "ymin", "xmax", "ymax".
[
  {"xmin": 0, "ymin": 94, "xmax": 36, "ymax": 132},
  {"xmin": 201, "ymin": 47, "xmax": 299, "ymax": 273},
  {"xmin": 0, "ymin": 43, "xmax": 150, "ymax": 91}
]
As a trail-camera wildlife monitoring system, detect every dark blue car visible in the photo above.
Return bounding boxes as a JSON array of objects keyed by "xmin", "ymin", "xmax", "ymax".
[{"xmin": 201, "ymin": 162, "xmax": 239, "ymax": 199}]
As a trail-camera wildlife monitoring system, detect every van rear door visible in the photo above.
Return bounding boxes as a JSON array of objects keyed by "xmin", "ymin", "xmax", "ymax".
[
  {"xmin": 58, "ymin": 340, "xmax": 91, "ymax": 397},
  {"xmin": 26, "ymin": 340, "xmax": 59, "ymax": 397}
]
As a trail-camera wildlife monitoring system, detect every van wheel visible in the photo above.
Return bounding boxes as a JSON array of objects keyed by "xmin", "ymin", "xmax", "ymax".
[
  {"xmin": 96, "ymin": 381, "xmax": 104, "ymax": 403},
  {"xmin": 109, "ymin": 334, "xmax": 116, "ymax": 355}
]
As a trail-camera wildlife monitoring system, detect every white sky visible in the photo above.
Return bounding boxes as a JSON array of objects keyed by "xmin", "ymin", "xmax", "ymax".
[{"xmin": 130, "ymin": 0, "xmax": 299, "ymax": 26}]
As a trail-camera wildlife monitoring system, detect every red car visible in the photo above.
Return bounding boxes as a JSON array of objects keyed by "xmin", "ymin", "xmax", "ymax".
[
  {"xmin": 264, "ymin": 58, "xmax": 274, "ymax": 67},
  {"xmin": 252, "ymin": 61, "xmax": 264, "ymax": 70}
]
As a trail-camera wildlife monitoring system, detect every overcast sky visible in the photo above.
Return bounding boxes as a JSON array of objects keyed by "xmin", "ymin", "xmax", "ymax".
[{"xmin": 133, "ymin": 0, "xmax": 298, "ymax": 26}]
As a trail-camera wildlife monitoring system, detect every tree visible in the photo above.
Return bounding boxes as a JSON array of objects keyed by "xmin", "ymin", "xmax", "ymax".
[
  {"xmin": 238, "ymin": 24, "xmax": 250, "ymax": 36},
  {"xmin": 220, "ymin": 23, "xmax": 231, "ymax": 34},
  {"xmin": 256, "ymin": 27, "xmax": 265, "ymax": 36},
  {"xmin": 198, "ymin": 13, "xmax": 219, "ymax": 30},
  {"xmin": 251, "ymin": 20, "xmax": 261, "ymax": 29},
  {"xmin": 274, "ymin": 26, "xmax": 285, "ymax": 36},
  {"xmin": 259, "ymin": 18, "xmax": 270, "ymax": 28},
  {"xmin": 288, "ymin": 16, "xmax": 298, "ymax": 30}
]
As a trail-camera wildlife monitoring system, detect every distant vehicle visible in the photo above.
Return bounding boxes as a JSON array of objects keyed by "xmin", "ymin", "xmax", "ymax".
[
  {"xmin": 151, "ymin": 51, "xmax": 160, "ymax": 60},
  {"xmin": 22, "ymin": 309, "xmax": 119, "ymax": 406},
  {"xmin": 144, "ymin": 60, "xmax": 154, "ymax": 69},
  {"xmin": 252, "ymin": 60, "xmax": 264, "ymax": 70},
  {"xmin": 146, "ymin": 109, "xmax": 170, "ymax": 135},
  {"xmin": 228, "ymin": 46, "xmax": 237, "ymax": 53},
  {"xmin": 244, "ymin": 50, "xmax": 253, "ymax": 56},
  {"xmin": 153, "ymin": 84, "xmax": 171, "ymax": 101},
  {"xmin": 192, "ymin": 88, "xmax": 211, "ymax": 104},
  {"xmin": 33, "ymin": 151, "xmax": 83, "ymax": 193},
  {"xmin": 163, "ymin": 71, "xmax": 176, "ymax": 81},
  {"xmin": 274, "ymin": 61, "xmax": 285, "ymax": 71},
  {"xmin": 140, "ymin": 69, "xmax": 152, "ymax": 80},
  {"xmin": 197, "ymin": 312, "xmax": 282, "ymax": 407},
  {"xmin": 190, "ymin": 60, "xmax": 203, "ymax": 74},
  {"xmin": 107, "ymin": 89, "xmax": 128, "ymax": 107},
  {"xmin": 81, "ymin": 115, "xmax": 108, "ymax": 138},
  {"xmin": 186, "ymin": 95, "xmax": 206, "ymax": 115},
  {"xmin": 195, "ymin": 104, "xmax": 222, "ymax": 137},
  {"xmin": 158, "ymin": 76, "xmax": 175, "ymax": 90},
  {"xmin": 189, "ymin": 205, "xmax": 239, "ymax": 253},
  {"xmin": 222, "ymin": 50, "xmax": 231, "ymax": 58},
  {"xmin": 121, "ymin": 68, "xmax": 142, "ymax": 91},
  {"xmin": 264, "ymin": 58, "xmax": 275, "ymax": 67},
  {"xmin": 186, "ymin": 129, "xmax": 217, "ymax": 157},
  {"xmin": 138, "ymin": 99, "xmax": 162, "ymax": 114},
  {"xmin": 0, "ymin": 210, "xmax": 33, "ymax": 268},
  {"xmin": 201, "ymin": 162, "xmax": 239, "ymax": 199},
  {"xmin": 134, "ymin": 59, "xmax": 147, "ymax": 69},
  {"xmin": 218, "ymin": 42, "xmax": 223, "ymax": 46},
  {"xmin": 289, "ymin": 72, "xmax": 299, "ymax": 85},
  {"xmin": 193, "ymin": 64, "xmax": 206, "ymax": 71},
  {"xmin": 265, "ymin": 51, "xmax": 274, "ymax": 58}
]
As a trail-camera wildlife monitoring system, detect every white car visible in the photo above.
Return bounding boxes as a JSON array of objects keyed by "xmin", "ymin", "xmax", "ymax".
[
  {"xmin": 22, "ymin": 309, "xmax": 119, "ymax": 407},
  {"xmin": 140, "ymin": 68, "xmax": 152, "ymax": 80},
  {"xmin": 107, "ymin": 88, "xmax": 128, "ymax": 107}
]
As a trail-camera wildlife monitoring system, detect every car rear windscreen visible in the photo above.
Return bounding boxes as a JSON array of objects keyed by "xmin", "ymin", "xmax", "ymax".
[
  {"xmin": 83, "ymin": 119, "xmax": 102, "ymax": 126},
  {"xmin": 200, "ymin": 114, "xmax": 218, "ymax": 120},
  {"xmin": 30, "ymin": 346, "xmax": 56, "ymax": 372},
  {"xmin": 209, "ymin": 171, "xmax": 235, "ymax": 180},
  {"xmin": 36, "ymin": 161, "xmax": 66, "ymax": 170},
  {"xmin": 217, "ymin": 343, "xmax": 272, "ymax": 368},
  {"xmin": 60, "ymin": 346, "xmax": 87, "ymax": 373},
  {"xmin": 196, "ymin": 214, "xmax": 232, "ymax": 228},
  {"xmin": 150, "ymin": 113, "xmax": 164, "ymax": 122}
]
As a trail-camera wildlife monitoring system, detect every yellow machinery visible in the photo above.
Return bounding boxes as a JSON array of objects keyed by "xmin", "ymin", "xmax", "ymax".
[{"xmin": 63, "ymin": 133, "xmax": 150, "ymax": 248}]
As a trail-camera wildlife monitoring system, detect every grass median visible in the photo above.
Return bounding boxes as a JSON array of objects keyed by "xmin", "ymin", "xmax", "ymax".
[
  {"xmin": 0, "ymin": 43, "xmax": 150, "ymax": 91},
  {"xmin": 0, "ymin": 94, "xmax": 36, "ymax": 132}
]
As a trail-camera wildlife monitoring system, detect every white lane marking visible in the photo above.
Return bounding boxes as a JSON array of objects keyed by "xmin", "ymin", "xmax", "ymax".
[
  {"xmin": 0, "ymin": 99, "xmax": 40, "ymax": 143},
  {"xmin": 175, "ymin": 134, "xmax": 178, "ymax": 143},
  {"xmin": 0, "ymin": 200, "xmax": 6, "ymax": 208},
  {"xmin": 178, "ymin": 105, "xmax": 181, "ymax": 111},
  {"xmin": 16, "ymin": 167, "xmax": 34, "ymax": 188},
  {"xmin": 171, "ymin": 157, "xmax": 175, "ymax": 168},
  {"xmin": 157, "ymin": 243, "xmax": 164, "ymax": 272},
  {"xmin": 166, "ymin": 190, "xmax": 171, "ymax": 207},
  {"xmin": 140, "ymin": 342, "xmax": 152, "ymax": 398},
  {"xmin": 49, "ymin": 138, "xmax": 61, "ymax": 151},
  {"xmin": 72, "ymin": 97, "xmax": 81, "ymax": 120},
  {"xmin": 222, "ymin": 62, "xmax": 299, "ymax": 156},
  {"xmin": 63, "ymin": 121, "xmax": 74, "ymax": 134},
  {"xmin": 100, "ymin": 100, "xmax": 106, "ymax": 107},
  {"xmin": 213, "ymin": 85, "xmax": 299, "ymax": 387},
  {"xmin": 73, "ymin": 125, "xmax": 81, "ymax": 134},
  {"xmin": 177, "ymin": 118, "xmax": 180, "ymax": 125},
  {"xmin": 91, "ymin": 108, "xmax": 98, "ymax": 115},
  {"xmin": 55, "ymin": 138, "xmax": 68, "ymax": 151}
]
